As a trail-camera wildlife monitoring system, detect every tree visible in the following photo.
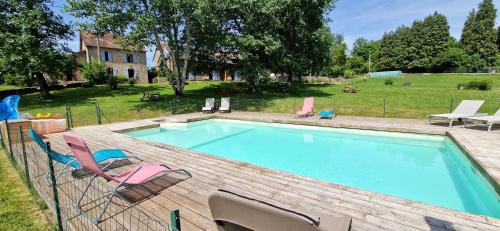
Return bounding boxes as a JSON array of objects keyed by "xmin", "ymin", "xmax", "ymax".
[
  {"xmin": 67, "ymin": 0, "xmax": 201, "ymax": 96},
  {"xmin": 460, "ymin": 0, "xmax": 497, "ymax": 68},
  {"xmin": 327, "ymin": 34, "xmax": 348, "ymax": 76},
  {"xmin": 377, "ymin": 26, "xmax": 413, "ymax": 71},
  {"xmin": 376, "ymin": 12, "xmax": 450, "ymax": 72},
  {"xmin": 0, "ymin": 0, "xmax": 72, "ymax": 99},
  {"xmin": 351, "ymin": 37, "xmax": 380, "ymax": 72},
  {"xmin": 497, "ymin": 26, "xmax": 500, "ymax": 50},
  {"xmin": 203, "ymin": 0, "xmax": 334, "ymax": 86},
  {"xmin": 407, "ymin": 12, "xmax": 450, "ymax": 72}
]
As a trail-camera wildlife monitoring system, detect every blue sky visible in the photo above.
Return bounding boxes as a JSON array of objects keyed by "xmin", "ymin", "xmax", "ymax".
[
  {"xmin": 52, "ymin": 0, "xmax": 499, "ymax": 65},
  {"xmin": 328, "ymin": 0, "xmax": 500, "ymax": 47}
]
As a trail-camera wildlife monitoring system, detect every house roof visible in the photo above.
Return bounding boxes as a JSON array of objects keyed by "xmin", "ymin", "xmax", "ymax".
[{"xmin": 80, "ymin": 31, "xmax": 146, "ymax": 52}]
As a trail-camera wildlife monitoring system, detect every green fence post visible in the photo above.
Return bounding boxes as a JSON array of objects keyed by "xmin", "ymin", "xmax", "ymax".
[
  {"xmin": 67, "ymin": 106, "xmax": 73, "ymax": 128},
  {"xmin": 237, "ymin": 97, "xmax": 240, "ymax": 111},
  {"xmin": 383, "ymin": 98, "xmax": 387, "ymax": 117},
  {"xmin": 64, "ymin": 106, "xmax": 70, "ymax": 129},
  {"xmin": 46, "ymin": 142, "xmax": 64, "ymax": 231},
  {"xmin": 4, "ymin": 120, "xmax": 13, "ymax": 161},
  {"xmin": 170, "ymin": 100, "xmax": 175, "ymax": 115},
  {"xmin": 449, "ymin": 96, "xmax": 454, "ymax": 113},
  {"xmin": 95, "ymin": 104, "xmax": 102, "ymax": 125},
  {"xmin": 139, "ymin": 102, "xmax": 143, "ymax": 120},
  {"xmin": 19, "ymin": 126, "xmax": 31, "ymax": 188},
  {"xmin": 170, "ymin": 209, "xmax": 181, "ymax": 231},
  {"xmin": 0, "ymin": 127, "xmax": 4, "ymax": 150}
]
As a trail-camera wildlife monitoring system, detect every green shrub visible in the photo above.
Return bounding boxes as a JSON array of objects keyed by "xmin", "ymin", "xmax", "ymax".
[
  {"xmin": 152, "ymin": 77, "xmax": 159, "ymax": 84},
  {"xmin": 466, "ymin": 81, "xmax": 478, "ymax": 89},
  {"xmin": 81, "ymin": 62, "xmax": 108, "ymax": 86},
  {"xmin": 343, "ymin": 69, "xmax": 355, "ymax": 79},
  {"xmin": 403, "ymin": 81, "xmax": 412, "ymax": 87},
  {"xmin": 4, "ymin": 74, "xmax": 34, "ymax": 86},
  {"xmin": 384, "ymin": 79, "xmax": 393, "ymax": 85},
  {"xmin": 477, "ymin": 80, "xmax": 493, "ymax": 90},
  {"xmin": 107, "ymin": 75, "xmax": 119, "ymax": 90},
  {"xmin": 128, "ymin": 78, "xmax": 137, "ymax": 86},
  {"xmin": 460, "ymin": 80, "xmax": 493, "ymax": 90},
  {"xmin": 117, "ymin": 76, "xmax": 127, "ymax": 84}
]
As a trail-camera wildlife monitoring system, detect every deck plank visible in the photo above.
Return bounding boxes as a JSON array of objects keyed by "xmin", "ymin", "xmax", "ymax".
[{"xmin": 45, "ymin": 112, "xmax": 500, "ymax": 231}]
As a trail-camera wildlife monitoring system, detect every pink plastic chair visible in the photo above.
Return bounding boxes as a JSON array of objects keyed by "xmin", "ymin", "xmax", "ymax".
[
  {"xmin": 63, "ymin": 133, "xmax": 191, "ymax": 224},
  {"xmin": 296, "ymin": 97, "xmax": 314, "ymax": 117}
]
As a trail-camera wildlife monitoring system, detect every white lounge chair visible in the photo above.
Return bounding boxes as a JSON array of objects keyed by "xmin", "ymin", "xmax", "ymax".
[
  {"xmin": 202, "ymin": 98, "xmax": 215, "ymax": 113},
  {"xmin": 428, "ymin": 100, "xmax": 484, "ymax": 127},
  {"xmin": 464, "ymin": 109, "xmax": 500, "ymax": 131},
  {"xmin": 220, "ymin": 98, "xmax": 231, "ymax": 113}
]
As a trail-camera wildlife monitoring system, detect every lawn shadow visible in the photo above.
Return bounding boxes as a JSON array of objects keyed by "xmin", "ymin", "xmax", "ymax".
[
  {"xmin": 136, "ymin": 82, "xmax": 334, "ymax": 114},
  {"xmin": 20, "ymin": 84, "xmax": 169, "ymax": 110}
]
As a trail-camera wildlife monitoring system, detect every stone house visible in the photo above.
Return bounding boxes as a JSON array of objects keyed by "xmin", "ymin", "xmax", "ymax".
[
  {"xmin": 152, "ymin": 43, "xmax": 241, "ymax": 82},
  {"xmin": 74, "ymin": 31, "xmax": 148, "ymax": 83}
]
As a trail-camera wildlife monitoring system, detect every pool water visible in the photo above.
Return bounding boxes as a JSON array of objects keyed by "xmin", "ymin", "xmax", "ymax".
[{"xmin": 126, "ymin": 119, "xmax": 500, "ymax": 218}]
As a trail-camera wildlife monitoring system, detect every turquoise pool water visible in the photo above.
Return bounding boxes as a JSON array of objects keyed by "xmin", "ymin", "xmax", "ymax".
[{"xmin": 126, "ymin": 119, "xmax": 500, "ymax": 218}]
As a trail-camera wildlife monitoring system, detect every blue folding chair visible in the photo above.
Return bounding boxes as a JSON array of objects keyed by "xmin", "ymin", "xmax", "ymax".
[{"xmin": 29, "ymin": 128, "xmax": 136, "ymax": 182}]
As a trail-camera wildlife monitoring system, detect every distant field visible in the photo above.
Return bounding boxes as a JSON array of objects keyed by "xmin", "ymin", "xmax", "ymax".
[{"xmin": 19, "ymin": 74, "xmax": 500, "ymax": 126}]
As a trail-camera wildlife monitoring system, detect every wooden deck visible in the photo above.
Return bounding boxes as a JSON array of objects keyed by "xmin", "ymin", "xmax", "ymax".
[{"xmin": 45, "ymin": 112, "xmax": 500, "ymax": 231}]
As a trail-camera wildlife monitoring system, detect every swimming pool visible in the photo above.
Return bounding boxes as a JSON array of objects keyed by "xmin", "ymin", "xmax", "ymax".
[{"xmin": 126, "ymin": 119, "xmax": 500, "ymax": 218}]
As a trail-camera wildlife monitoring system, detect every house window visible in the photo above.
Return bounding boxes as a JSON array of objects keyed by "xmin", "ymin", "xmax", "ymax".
[
  {"xmin": 101, "ymin": 51, "xmax": 112, "ymax": 62},
  {"xmin": 127, "ymin": 69, "xmax": 135, "ymax": 78},
  {"xmin": 126, "ymin": 54, "xmax": 134, "ymax": 63},
  {"xmin": 104, "ymin": 51, "xmax": 111, "ymax": 62}
]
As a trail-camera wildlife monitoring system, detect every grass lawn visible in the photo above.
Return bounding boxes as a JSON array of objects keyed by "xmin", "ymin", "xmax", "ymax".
[
  {"xmin": 19, "ymin": 74, "xmax": 500, "ymax": 126},
  {"xmin": 0, "ymin": 150, "xmax": 52, "ymax": 230},
  {"xmin": 0, "ymin": 84, "xmax": 22, "ymax": 91}
]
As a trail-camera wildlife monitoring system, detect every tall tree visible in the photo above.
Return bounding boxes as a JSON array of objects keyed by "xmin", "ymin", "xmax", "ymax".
[
  {"xmin": 67, "ymin": 0, "xmax": 201, "ymax": 96},
  {"xmin": 0, "ymin": 0, "xmax": 72, "ymax": 99},
  {"xmin": 497, "ymin": 26, "xmax": 500, "ymax": 50},
  {"xmin": 330, "ymin": 34, "xmax": 347, "ymax": 74},
  {"xmin": 203, "ymin": 0, "xmax": 334, "ymax": 86},
  {"xmin": 408, "ymin": 12, "xmax": 450, "ymax": 72},
  {"xmin": 377, "ymin": 26, "xmax": 413, "ymax": 71},
  {"xmin": 460, "ymin": 0, "xmax": 497, "ymax": 68},
  {"xmin": 351, "ymin": 37, "xmax": 380, "ymax": 72}
]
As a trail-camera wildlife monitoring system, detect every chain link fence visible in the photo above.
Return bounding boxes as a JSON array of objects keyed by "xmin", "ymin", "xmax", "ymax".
[{"xmin": 0, "ymin": 120, "xmax": 181, "ymax": 231}]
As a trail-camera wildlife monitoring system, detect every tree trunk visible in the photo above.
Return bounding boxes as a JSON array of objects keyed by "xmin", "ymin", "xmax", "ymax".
[
  {"xmin": 35, "ymin": 72, "xmax": 51, "ymax": 99},
  {"xmin": 180, "ymin": 18, "xmax": 192, "ymax": 94},
  {"xmin": 171, "ymin": 23, "xmax": 184, "ymax": 97},
  {"xmin": 287, "ymin": 72, "xmax": 293, "ymax": 84}
]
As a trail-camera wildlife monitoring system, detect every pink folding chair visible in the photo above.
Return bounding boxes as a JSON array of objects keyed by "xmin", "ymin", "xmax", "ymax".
[
  {"xmin": 63, "ymin": 133, "xmax": 191, "ymax": 224},
  {"xmin": 296, "ymin": 97, "xmax": 314, "ymax": 117}
]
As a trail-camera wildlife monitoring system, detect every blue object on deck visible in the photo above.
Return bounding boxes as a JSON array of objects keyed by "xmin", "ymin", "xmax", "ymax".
[
  {"xmin": 370, "ymin": 71, "xmax": 403, "ymax": 78},
  {"xmin": 0, "ymin": 95, "xmax": 20, "ymax": 120},
  {"xmin": 29, "ymin": 128, "xmax": 128, "ymax": 168},
  {"xmin": 319, "ymin": 109, "xmax": 335, "ymax": 119}
]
